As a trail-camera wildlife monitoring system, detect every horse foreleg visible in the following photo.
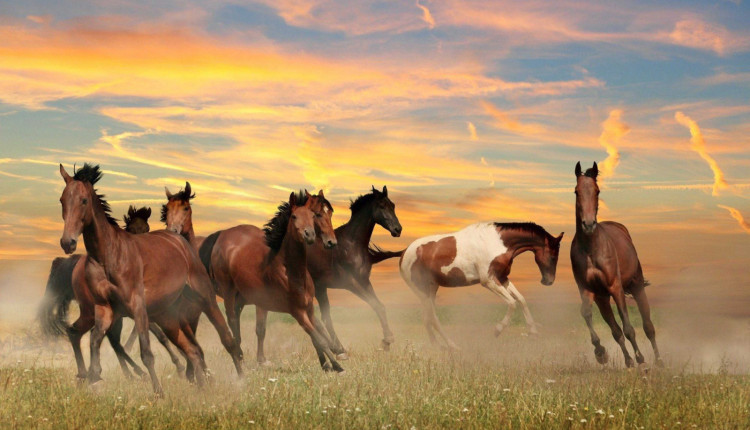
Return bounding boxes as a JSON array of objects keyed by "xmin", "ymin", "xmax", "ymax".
[
  {"xmin": 294, "ymin": 309, "xmax": 344, "ymax": 372},
  {"xmin": 610, "ymin": 290, "xmax": 645, "ymax": 366},
  {"xmin": 123, "ymin": 324, "xmax": 138, "ymax": 353},
  {"xmin": 631, "ymin": 286, "xmax": 663, "ymax": 367},
  {"xmin": 506, "ymin": 281, "xmax": 539, "ymax": 334},
  {"xmin": 223, "ymin": 292, "xmax": 244, "ymax": 361},
  {"xmin": 315, "ymin": 285, "xmax": 347, "ymax": 357},
  {"xmin": 88, "ymin": 303, "xmax": 114, "ymax": 384},
  {"xmin": 131, "ymin": 294, "xmax": 163, "ymax": 395},
  {"xmin": 106, "ymin": 317, "xmax": 145, "ymax": 379},
  {"xmin": 483, "ymin": 279, "xmax": 517, "ymax": 337},
  {"xmin": 159, "ymin": 320, "xmax": 206, "ymax": 387},
  {"xmin": 350, "ymin": 280, "xmax": 395, "ymax": 351},
  {"xmin": 580, "ymin": 289, "xmax": 608, "ymax": 364},
  {"xmin": 67, "ymin": 316, "xmax": 94, "ymax": 380},
  {"xmin": 150, "ymin": 322, "xmax": 186, "ymax": 376},
  {"xmin": 255, "ymin": 306, "xmax": 269, "ymax": 365},
  {"xmin": 594, "ymin": 295, "xmax": 635, "ymax": 368}
]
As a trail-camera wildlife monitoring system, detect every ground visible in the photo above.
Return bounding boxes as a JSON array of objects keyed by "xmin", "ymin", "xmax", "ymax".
[{"xmin": 1, "ymin": 297, "xmax": 748, "ymax": 429}]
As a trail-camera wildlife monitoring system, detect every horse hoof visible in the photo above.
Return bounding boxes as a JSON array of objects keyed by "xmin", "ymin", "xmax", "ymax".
[
  {"xmin": 336, "ymin": 353, "xmax": 349, "ymax": 361},
  {"xmin": 381, "ymin": 340, "xmax": 392, "ymax": 351},
  {"xmin": 89, "ymin": 380, "xmax": 106, "ymax": 394},
  {"xmin": 322, "ymin": 362, "xmax": 333, "ymax": 372},
  {"xmin": 494, "ymin": 327, "xmax": 504, "ymax": 337},
  {"xmin": 625, "ymin": 358, "xmax": 635, "ymax": 368},
  {"xmin": 595, "ymin": 348, "xmax": 608, "ymax": 365},
  {"xmin": 655, "ymin": 358, "xmax": 665, "ymax": 368},
  {"xmin": 638, "ymin": 362, "xmax": 650, "ymax": 373}
]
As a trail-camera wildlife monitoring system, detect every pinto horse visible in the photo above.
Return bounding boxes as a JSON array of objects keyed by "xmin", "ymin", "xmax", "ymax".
[
  {"xmin": 58, "ymin": 164, "xmax": 242, "ymax": 393},
  {"xmin": 399, "ymin": 222, "xmax": 563, "ymax": 349},
  {"xmin": 307, "ymin": 185, "xmax": 402, "ymax": 355},
  {"xmin": 571, "ymin": 162, "xmax": 662, "ymax": 368},
  {"xmin": 198, "ymin": 191, "xmax": 343, "ymax": 371},
  {"xmin": 39, "ymin": 205, "xmax": 186, "ymax": 379}
]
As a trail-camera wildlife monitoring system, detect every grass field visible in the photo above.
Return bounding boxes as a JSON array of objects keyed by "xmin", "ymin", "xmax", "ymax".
[{"xmin": 1, "ymin": 300, "xmax": 749, "ymax": 429}]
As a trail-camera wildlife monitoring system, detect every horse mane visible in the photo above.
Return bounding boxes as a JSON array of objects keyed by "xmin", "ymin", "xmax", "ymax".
[
  {"xmin": 264, "ymin": 190, "xmax": 308, "ymax": 253},
  {"xmin": 584, "ymin": 167, "xmax": 598, "ymax": 179},
  {"xmin": 160, "ymin": 187, "xmax": 195, "ymax": 223},
  {"xmin": 349, "ymin": 189, "xmax": 382, "ymax": 214},
  {"xmin": 72, "ymin": 163, "xmax": 119, "ymax": 227},
  {"xmin": 123, "ymin": 206, "xmax": 151, "ymax": 226},
  {"xmin": 494, "ymin": 222, "xmax": 555, "ymax": 242}
]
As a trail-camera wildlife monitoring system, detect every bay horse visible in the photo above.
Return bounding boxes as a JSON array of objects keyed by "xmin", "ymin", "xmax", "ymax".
[
  {"xmin": 39, "ymin": 205, "xmax": 186, "ymax": 379},
  {"xmin": 570, "ymin": 162, "xmax": 662, "ymax": 368},
  {"xmin": 199, "ymin": 191, "xmax": 343, "ymax": 371},
  {"xmin": 58, "ymin": 164, "xmax": 242, "ymax": 393},
  {"xmin": 306, "ymin": 185, "xmax": 402, "ymax": 355},
  {"xmin": 399, "ymin": 222, "xmax": 563, "ymax": 349}
]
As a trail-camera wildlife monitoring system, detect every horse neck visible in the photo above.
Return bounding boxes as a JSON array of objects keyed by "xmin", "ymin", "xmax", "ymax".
[
  {"xmin": 502, "ymin": 230, "xmax": 546, "ymax": 258},
  {"xmin": 340, "ymin": 205, "xmax": 376, "ymax": 248},
  {"xmin": 277, "ymin": 229, "xmax": 307, "ymax": 281},
  {"xmin": 183, "ymin": 214, "xmax": 197, "ymax": 245},
  {"xmin": 82, "ymin": 195, "xmax": 121, "ymax": 265}
]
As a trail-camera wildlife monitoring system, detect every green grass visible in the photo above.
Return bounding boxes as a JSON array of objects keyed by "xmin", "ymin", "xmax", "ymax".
[{"xmin": 1, "ymin": 303, "xmax": 748, "ymax": 429}]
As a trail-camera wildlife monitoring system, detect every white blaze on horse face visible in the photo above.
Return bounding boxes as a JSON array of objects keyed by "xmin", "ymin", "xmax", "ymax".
[{"xmin": 399, "ymin": 222, "xmax": 508, "ymax": 287}]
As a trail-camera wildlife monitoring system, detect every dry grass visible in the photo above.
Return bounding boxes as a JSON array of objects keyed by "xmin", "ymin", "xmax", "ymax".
[{"xmin": 1, "ymin": 302, "xmax": 749, "ymax": 429}]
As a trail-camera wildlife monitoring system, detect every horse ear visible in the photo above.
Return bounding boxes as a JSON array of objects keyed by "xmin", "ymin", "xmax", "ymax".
[
  {"xmin": 591, "ymin": 162, "xmax": 598, "ymax": 178},
  {"xmin": 165, "ymin": 186, "xmax": 173, "ymax": 199},
  {"xmin": 184, "ymin": 182, "xmax": 192, "ymax": 199},
  {"xmin": 60, "ymin": 164, "xmax": 72, "ymax": 184},
  {"xmin": 382, "ymin": 185, "xmax": 388, "ymax": 196},
  {"xmin": 575, "ymin": 161, "xmax": 582, "ymax": 177},
  {"xmin": 289, "ymin": 192, "xmax": 297, "ymax": 206},
  {"xmin": 145, "ymin": 207, "xmax": 152, "ymax": 218},
  {"xmin": 557, "ymin": 232, "xmax": 564, "ymax": 242},
  {"xmin": 305, "ymin": 189, "xmax": 312, "ymax": 198},
  {"xmin": 317, "ymin": 189, "xmax": 325, "ymax": 198},
  {"xmin": 372, "ymin": 185, "xmax": 377, "ymax": 193}
]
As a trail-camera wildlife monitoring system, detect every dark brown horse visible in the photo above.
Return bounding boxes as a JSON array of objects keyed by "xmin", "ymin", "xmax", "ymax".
[
  {"xmin": 570, "ymin": 162, "xmax": 662, "ymax": 368},
  {"xmin": 306, "ymin": 186, "xmax": 402, "ymax": 355},
  {"xmin": 198, "ymin": 191, "xmax": 342, "ymax": 371},
  {"xmin": 39, "ymin": 205, "xmax": 186, "ymax": 379},
  {"xmin": 58, "ymin": 164, "xmax": 242, "ymax": 393},
  {"xmin": 399, "ymin": 222, "xmax": 563, "ymax": 349}
]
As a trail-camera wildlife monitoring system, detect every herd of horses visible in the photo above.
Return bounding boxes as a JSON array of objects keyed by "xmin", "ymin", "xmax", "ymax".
[{"xmin": 37, "ymin": 161, "xmax": 662, "ymax": 395}]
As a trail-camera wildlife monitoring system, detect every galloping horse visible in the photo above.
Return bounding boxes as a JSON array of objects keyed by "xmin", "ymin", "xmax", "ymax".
[
  {"xmin": 570, "ymin": 162, "xmax": 662, "ymax": 368},
  {"xmin": 399, "ymin": 222, "xmax": 563, "ymax": 349},
  {"xmin": 39, "ymin": 205, "xmax": 186, "ymax": 379},
  {"xmin": 58, "ymin": 164, "xmax": 242, "ymax": 393},
  {"xmin": 307, "ymin": 185, "xmax": 402, "ymax": 355},
  {"xmin": 199, "ymin": 191, "xmax": 343, "ymax": 371}
]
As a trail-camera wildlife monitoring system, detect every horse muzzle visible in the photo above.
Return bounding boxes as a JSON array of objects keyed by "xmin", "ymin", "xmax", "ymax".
[
  {"xmin": 322, "ymin": 237, "xmax": 338, "ymax": 249},
  {"xmin": 60, "ymin": 237, "xmax": 77, "ymax": 254},
  {"xmin": 390, "ymin": 224, "xmax": 402, "ymax": 237},
  {"xmin": 581, "ymin": 220, "xmax": 597, "ymax": 234}
]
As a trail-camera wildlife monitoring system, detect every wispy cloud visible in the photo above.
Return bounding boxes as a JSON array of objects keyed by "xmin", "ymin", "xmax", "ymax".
[
  {"xmin": 467, "ymin": 121, "xmax": 478, "ymax": 140},
  {"xmin": 674, "ymin": 112, "xmax": 730, "ymax": 196},
  {"xmin": 597, "ymin": 109, "xmax": 629, "ymax": 181},
  {"xmin": 416, "ymin": 1, "xmax": 436, "ymax": 29},
  {"xmin": 481, "ymin": 101, "xmax": 545, "ymax": 134},
  {"xmin": 718, "ymin": 205, "xmax": 750, "ymax": 234}
]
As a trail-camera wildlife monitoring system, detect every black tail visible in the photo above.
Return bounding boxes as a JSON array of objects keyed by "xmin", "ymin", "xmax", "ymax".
[
  {"xmin": 37, "ymin": 255, "xmax": 81, "ymax": 337},
  {"xmin": 198, "ymin": 231, "xmax": 222, "ymax": 279},
  {"xmin": 368, "ymin": 244, "xmax": 405, "ymax": 265}
]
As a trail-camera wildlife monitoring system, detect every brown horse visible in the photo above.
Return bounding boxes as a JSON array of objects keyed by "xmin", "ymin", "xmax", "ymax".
[
  {"xmin": 58, "ymin": 164, "xmax": 242, "ymax": 393},
  {"xmin": 199, "ymin": 191, "xmax": 342, "ymax": 371},
  {"xmin": 306, "ymin": 186, "xmax": 402, "ymax": 355},
  {"xmin": 570, "ymin": 162, "xmax": 662, "ymax": 368},
  {"xmin": 39, "ymin": 205, "xmax": 187, "ymax": 379},
  {"xmin": 399, "ymin": 222, "xmax": 563, "ymax": 349}
]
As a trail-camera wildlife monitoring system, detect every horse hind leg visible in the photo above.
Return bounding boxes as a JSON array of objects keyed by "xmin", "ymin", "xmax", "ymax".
[
  {"xmin": 580, "ymin": 290, "xmax": 607, "ymax": 364},
  {"xmin": 150, "ymin": 322, "xmax": 186, "ymax": 376},
  {"xmin": 106, "ymin": 317, "xmax": 146, "ymax": 379},
  {"xmin": 160, "ymin": 321, "xmax": 206, "ymax": 387},
  {"xmin": 506, "ymin": 281, "xmax": 539, "ymax": 335},
  {"xmin": 88, "ymin": 304, "xmax": 115, "ymax": 384},
  {"xmin": 631, "ymin": 285, "xmax": 663, "ymax": 367},
  {"xmin": 255, "ymin": 306, "xmax": 270, "ymax": 365}
]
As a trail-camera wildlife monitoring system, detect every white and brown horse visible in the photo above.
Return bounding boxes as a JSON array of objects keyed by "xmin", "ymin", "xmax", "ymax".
[{"xmin": 399, "ymin": 222, "xmax": 563, "ymax": 349}]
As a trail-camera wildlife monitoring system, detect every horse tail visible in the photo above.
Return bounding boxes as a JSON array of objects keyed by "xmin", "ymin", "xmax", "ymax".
[
  {"xmin": 368, "ymin": 244, "xmax": 405, "ymax": 265},
  {"xmin": 37, "ymin": 255, "xmax": 80, "ymax": 337},
  {"xmin": 198, "ymin": 230, "xmax": 222, "ymax": 280}
]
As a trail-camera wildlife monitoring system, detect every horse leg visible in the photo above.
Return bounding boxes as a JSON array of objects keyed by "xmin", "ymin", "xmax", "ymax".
[
  {"xmin": 197, "ymin": 294, "xmax": 244, "ymax": 377},
  {"xmin": 106, "ymin": 317, "xmax": 145, "ymax": 379},
  {"xmin": 181, "ymin": 319, "xmax": 208, "ymax": 378},
  {"xmin": 67, "ymin": 316, "xmax": 94, "ymax": 380},
  {"xmin": 594, "ymin": 295, "xmax": 634, "ymax": 368},
  {"xmin": 349, "ymin": 280, "xmax": 395, "ymax": 351},
  {"xmin": 421, "ymin": 291, "xmax": 459, "ymax": 350},
  {"xmin": 631, "ymin": 286, "xmax": 663, "ymax": 367},
  {"xmin": 159, "ymin": 321, "xmax": 206, "ymax": 387},
  {"xmin": 611, "ymin": 290, "xmax": 645, "ymax": 366},
  {"xmin": 506, "ymin": 281, "xmax": 539, "ymax": 334},
  {"xmin": 580, "ymin": 289, "xmax": 608, "ymax": 364},
  {"xmin": 88, "ymin": 303, "xmax": 114, "ymax": 384},
  {"xmin": 292, "ymin": 308, "xmax": 344, "ymax": 372},
  {"xmin": 150, "ymin": 322, "xmax": 186, "ymax": 376},
  {"xmin": 255, "ymin": 306, "xmax": 270, "ymax": 365},
  {"xmin": 123, "ymin": 324, "xmax": 138, "ymax": 353},
  {"xmin": 224, "ymin": 292, "xmax": 244, "ymax": 361},
  {"xmin": 131, "ymin": 294, "xmax": 163, "ymax": 395},
  {"xmin": 315, "ymin": 285, "xmax": 348, "ymax": 357},
  {"xmin": 483, "ymin": 279, "xmax": 517, "ymax": 337}
]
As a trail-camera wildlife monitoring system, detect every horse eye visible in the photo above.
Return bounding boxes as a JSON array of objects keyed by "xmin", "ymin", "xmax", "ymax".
[
  {"xmin": 82, "ymin": 198, "xmax": 88, "ymax": 205},
  {"xmin": 291, "ymin": 215, "xmax": 297, "ymax": 220},
  {"xmin": 184, "ymin": 207, "xmax": 189, "ymax": 211},
  {"xmin": 315, "ymin": 213, "xmax": 322, "ymax": 218}
]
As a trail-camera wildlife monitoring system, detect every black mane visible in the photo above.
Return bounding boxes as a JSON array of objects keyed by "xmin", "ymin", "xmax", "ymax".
[
  {"xmin": 584, "ymin": 167, "xmax": 598, "ymax": 179},
  {"xmin": 494, "ymin": 222, "xmax": 554, "ymax": 241},
  {"xmin": 72, "ymin": 163, "xmax": 119, "ymax": 227},
  {"xmin": 264, "ymin": 190, "xmax": 308, "ymax": 253},
  {"xmin": 123, "ymin": 206, "xmax": 151, "ymax": 227},
  {"xmin": 350, "ymin": 189, "xmax": 383, "ymax": 214}
]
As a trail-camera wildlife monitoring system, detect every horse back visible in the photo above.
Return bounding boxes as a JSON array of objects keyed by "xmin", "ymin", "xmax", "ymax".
[{"xmin": 212, "ymin": 225, "xmax": 268, "ymax": 297}]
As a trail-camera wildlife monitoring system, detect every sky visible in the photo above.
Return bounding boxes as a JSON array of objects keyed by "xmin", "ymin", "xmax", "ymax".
[{"xmin": 0, "ymin": 0, "xmax": 748, "ymax": 309}]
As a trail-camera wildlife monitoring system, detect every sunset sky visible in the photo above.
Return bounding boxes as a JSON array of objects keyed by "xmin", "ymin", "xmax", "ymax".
[{"xmin": 0, "ymin": 0, "xmax": 748, "ymax": 308}]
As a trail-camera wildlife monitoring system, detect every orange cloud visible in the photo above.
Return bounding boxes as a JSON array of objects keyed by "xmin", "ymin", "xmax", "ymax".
[
  {"xmin": 481, "ymin": 101, "xmax": 545, "ymax": 134},
  {"xmin": 416, "ymin": 1, "xmax": 436, "ymax": 29},
  {"xmin": 597, "ymin": 109, "xmax": 629, "ymax": 180},
  {"xmin": 669, "ymin": 20, "xmax": 729, "ymax": 56},
  {"xmin": 674, "ymin": 112, "xmax": 730, "ymax": 196},
  {"xmin": 718, "ymin": 205, "xmax": 750, "ymax": 234},
  {"xmin": 467, "ymin": 121, "xmax": 478, "ymax": 140}
]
